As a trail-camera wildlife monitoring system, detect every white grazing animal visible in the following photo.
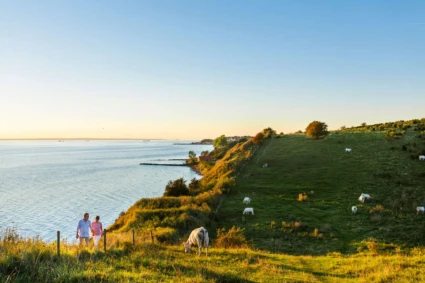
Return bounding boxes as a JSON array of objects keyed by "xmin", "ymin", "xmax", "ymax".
[
  {"xmin": 419, "ymin": 155, "xmax": 425, "ymax": 161},
  {"xmin": 243, "ymin": 207, "xmax": 254, "ymax": 215},
  {"xmin": 417, "ymin": 206, "xmax": 425, "ymax": 214},
  {"xmin": 358, "ymin": 193, "xmax": 371, "ymax": 203},
  {"xmin": 184, "ymin": 227, "xmax": 209, "ymax": 256},
  {"xmin": 243, "ymin": 197, "xmax": 251, "ymax": 204},
  {"xmin": 352, "ymin": 206, "xmax": 357, "ymax": 214},
  {"xmin": 345, "ymin": 148, "xmax": 352, "ymax": 153}
]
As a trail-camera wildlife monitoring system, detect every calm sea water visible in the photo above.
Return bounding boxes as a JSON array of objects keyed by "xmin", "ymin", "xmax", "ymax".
[{"xmin": 0, "ymin": 140, "xmax": 212, "ymax": 242}]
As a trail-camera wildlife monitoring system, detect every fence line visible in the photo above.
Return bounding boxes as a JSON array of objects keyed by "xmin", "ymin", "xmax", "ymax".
[{"xmin": 50, "ymin": 229, "xmax": 156, "ymax": 257}]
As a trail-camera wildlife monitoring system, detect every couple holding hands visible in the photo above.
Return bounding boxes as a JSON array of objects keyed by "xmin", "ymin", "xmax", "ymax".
[{"xmin": 76, "ymin": 213, "xmax": 103, "ymax": 247}]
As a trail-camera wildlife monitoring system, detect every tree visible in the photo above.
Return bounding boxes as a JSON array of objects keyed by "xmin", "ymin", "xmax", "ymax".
[
  {"xmin": 213, "ymin": 135, "xmax": 228, "ymax": 148},
  {"xmin": 188, "ymin": 150, "xmax": 197, "ymax": 163},
  {"xmin": 262, "ymin": 127, "xmax": 277, "ymax": 139},
  {"xmin": 252, "ymin": 132, "xmax": 264, "ymax": 144},
  {"xmin": 361, "ymin": 122, "xmax": 367, "ymax": 127},
  {"xmin": 188, "ymin": 178, "xmax": 200, "ymax": 194},
  {"xmin": 200, "ymin": 150, "xmax": 209, "ymax": 156},
  {"xmin": 163, "ymin": 178, "xmax": 189, "ymax": 197},
  {"xmin": 305, "ymin": 121, "xmax": 328, "ymax": 139},
  {"xmin": 340, "ymin": 125, "xmax": 346, "ymax": 130}
]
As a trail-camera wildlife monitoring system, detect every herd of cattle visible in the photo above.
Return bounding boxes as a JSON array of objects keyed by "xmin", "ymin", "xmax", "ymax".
[
  {"xmin": 354, "ymin": 193, "xmax": 425, "ymax": 214},
  {"xmin": 185, "ymin": 148, "xmax": 425, "ymax": 255},
  {"xmin": 346, "ymin": 149, "xmax": 425, "ymax": 215},
  {"xmin": 241, "ymin": 148, "xmax": 425, "ymax": 218}
]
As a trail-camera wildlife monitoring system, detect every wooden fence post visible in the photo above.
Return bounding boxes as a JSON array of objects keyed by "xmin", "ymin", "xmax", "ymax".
[
  {"xmin": 132, "ymin": 229, "xmax": 135, "ymax": 245},
  {"xmin": 57, "ymin": 231, "xmax": 60, "ymax": 257},
  {"xmin": 103, "ymin": 229, "xmax": 107, "ymax": 252},
  {"xmin": 150, "ymin": 230, "xmax": 154, "ymax": 243}
]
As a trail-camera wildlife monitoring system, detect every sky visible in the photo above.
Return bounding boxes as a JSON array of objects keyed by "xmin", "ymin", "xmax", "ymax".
[{"xmin": 0, "ymin": 0, "xmax": 424, "ymax": 139}]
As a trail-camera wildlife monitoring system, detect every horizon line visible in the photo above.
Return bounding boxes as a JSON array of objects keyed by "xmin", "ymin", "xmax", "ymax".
[{"xmin": 0, "ymin": 138, "xmax": 175, "ymax": 141}]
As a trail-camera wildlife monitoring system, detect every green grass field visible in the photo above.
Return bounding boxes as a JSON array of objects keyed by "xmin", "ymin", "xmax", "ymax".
[{"xmin": 218, "ymin": 132, "xmax": 425, "ymax": 255}]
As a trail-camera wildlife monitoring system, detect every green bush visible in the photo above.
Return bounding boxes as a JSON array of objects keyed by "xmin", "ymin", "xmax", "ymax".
[{"xmin": 163, "ymin": 178, "xmax": 189, "ymax": 197}]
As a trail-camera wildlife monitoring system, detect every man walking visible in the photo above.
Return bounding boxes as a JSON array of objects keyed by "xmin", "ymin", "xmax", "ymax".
[{"xmin": 76, "ymin": 212, "xmax": 94, "ymax": 246}]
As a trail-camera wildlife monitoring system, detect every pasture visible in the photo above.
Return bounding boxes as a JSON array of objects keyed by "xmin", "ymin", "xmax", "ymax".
[{"xmin": 218, "ymin": 132, "xmax": 425, "ymax": 255}]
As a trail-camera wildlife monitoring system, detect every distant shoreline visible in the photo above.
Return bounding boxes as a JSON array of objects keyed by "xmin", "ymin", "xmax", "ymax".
[
  {"xmin": 173, "ymin": 143, "xmax": 212, "ymax": 145},
  {"xmin": 0, "ymin": 138, "xmax": 165, "ymax": 141}
]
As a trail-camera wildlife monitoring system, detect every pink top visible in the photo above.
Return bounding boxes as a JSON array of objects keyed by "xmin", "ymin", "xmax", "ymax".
[{"xmin": 92, "ymin": 221, "xmax": 103, "ymax": 236}]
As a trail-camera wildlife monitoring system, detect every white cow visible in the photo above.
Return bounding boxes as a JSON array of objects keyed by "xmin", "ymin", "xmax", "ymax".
[
  {"xmin": 243, "ymin": 207, "xmax": 254, "ymax": 215},
  {"xmin": 358, "ymin": 193, "xmax": 371, "ymax": 203},
  {"xmin": 263, "ymin": 163, "xmax": 268, "ymax": 168},
  {"xmin": 417, "ymin": 206, "xmax": 425, "ymax": 214},
  {"xmin": 184, "ymin": 227, "xmax": 209, "ymax": 256},
  {"xmin": 243, "ymin": 197, "xmax": 251, "ymax": 204},
  {"xmin": 352, "ymin": 206, "xmax": 357, "ymax": 214},
  {"xmin": 419, "ymin": 155, "xmax": 425, "ymax": 161},
  {"xmin": 345, "ymin": 148, "xmax": 352, "ymax": 153}
]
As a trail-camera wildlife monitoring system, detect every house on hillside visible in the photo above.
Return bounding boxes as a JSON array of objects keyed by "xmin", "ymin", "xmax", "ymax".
[{"xmin": 199, "ymin": 155, "xmax": 215, "ymax": 162}]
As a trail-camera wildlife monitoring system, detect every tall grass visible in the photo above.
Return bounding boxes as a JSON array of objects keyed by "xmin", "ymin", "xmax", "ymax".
[{"xmin": 1, "ymin": 231, "xmax": 425, "ymax": 282}]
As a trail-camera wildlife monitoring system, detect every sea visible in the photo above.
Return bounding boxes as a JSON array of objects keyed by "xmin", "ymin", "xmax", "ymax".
[{"xmin": 0, "ymin": 140, "xmax": 212, "ymax": 242}]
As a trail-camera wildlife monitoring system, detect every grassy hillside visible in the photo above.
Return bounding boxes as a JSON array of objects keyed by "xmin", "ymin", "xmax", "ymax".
[
  {"xmin": 107, "ymin": 139, "xmax": 258, "ymax": 242},
  {"xmin": 218, "ymin": 130, "xmax": 425, "ymax": 255}
]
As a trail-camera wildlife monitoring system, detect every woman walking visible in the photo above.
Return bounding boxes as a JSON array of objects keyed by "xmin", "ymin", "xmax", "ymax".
[{"xmin": 92, "ymin": 215, "xmax": 103, "ymax": 248}]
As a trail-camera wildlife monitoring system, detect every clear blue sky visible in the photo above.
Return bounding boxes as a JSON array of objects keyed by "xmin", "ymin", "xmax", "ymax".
[{"xmin": 1, "ymin": 0, "xmax": 424, "ymax": 139}]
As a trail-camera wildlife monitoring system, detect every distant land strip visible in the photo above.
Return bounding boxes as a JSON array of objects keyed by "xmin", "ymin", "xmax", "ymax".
[
  {"xmin": 174, "ymin": 143, "xmax": 210, "ymax": 145},
  {"xmin": 139, "ymin": 163, "xmax": 188, "ymax": 167}
]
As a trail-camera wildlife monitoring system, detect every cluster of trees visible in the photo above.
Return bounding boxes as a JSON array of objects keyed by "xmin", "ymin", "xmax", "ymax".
[
  {"xmin": 340, "ymin": 119, "xmax": 425, "ymax": 133},
  {"xmin": 163, "ymin": 178, "xmax": 202, "ymax": 197}
]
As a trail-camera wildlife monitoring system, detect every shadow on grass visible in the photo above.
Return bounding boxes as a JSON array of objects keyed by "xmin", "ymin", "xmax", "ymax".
[{"xmin": 172, "ymin": 263, "xmax": 257, "ymax": 283}]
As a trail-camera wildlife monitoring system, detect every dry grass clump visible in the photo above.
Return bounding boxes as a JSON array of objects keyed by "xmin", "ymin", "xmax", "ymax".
[
  {"xmin": 215, "ymin": 226, "xmax": 249, "ymax": 249},
  {"xmin": 369, "ymin": 204, "xmax": 385, "ymax": 214},
  {"xmin": 298, "ymin": 193, "xmax": 308, "ymax": 202},
  {"xmin": 281, "ymin": 221, "xmax": 308, "ymax": 232},
  {"xmin": 311, "ymin": 228, "xmax": 323, "ymax": 239}
]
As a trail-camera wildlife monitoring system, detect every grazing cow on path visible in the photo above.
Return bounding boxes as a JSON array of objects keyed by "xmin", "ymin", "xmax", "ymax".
[
  {"xmin": 352, "ymin": 206, "xmax": 357, "ymax": 214},
  {"xmin": 345, "ymin": 148, "xmax": 352, "ymax": 153},
  {"xmin": 419, "ymin": 155, "xmax": 425, "ymax": 161},
  {"xmin": 417, "ymin": 206, "xmax": 425, "ymax": 214},
  {"xmin": 243, "ymin": 197, "xmax": 251, "ymax": 204},
  {"xmin": 243, "ymin": 207, "xmax": 254, "ymax": 215},
  {"xmin": 184, "ymin": 227, "xmax": 209, "ymax": 256}
]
